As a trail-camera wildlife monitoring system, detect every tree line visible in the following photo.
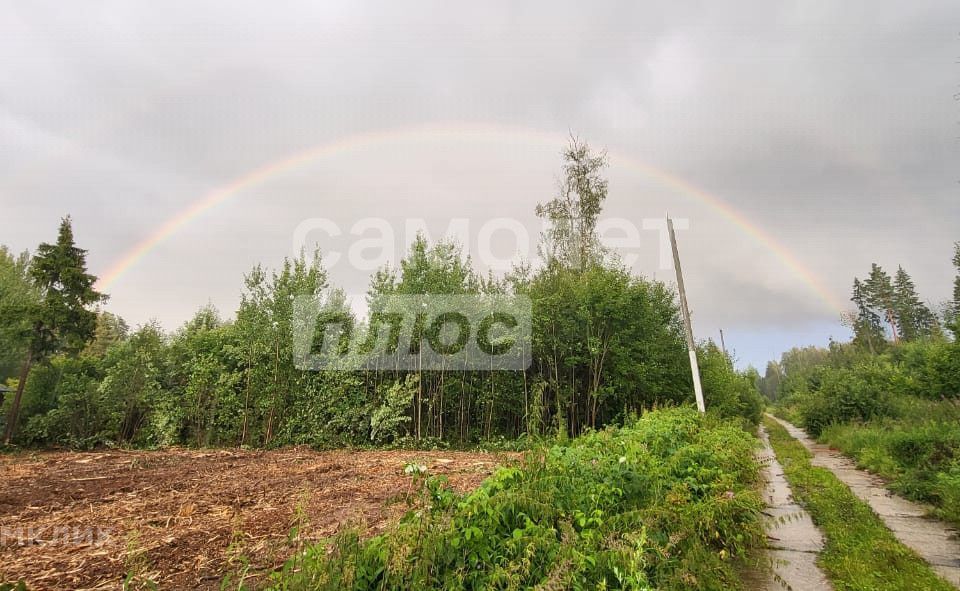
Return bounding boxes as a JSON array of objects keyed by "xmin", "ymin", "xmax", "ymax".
[
  {"xmin": 759, "ymin": 244, "xmax": 960, "ymax": 402},
  {"xmin": 0, "ymin": 139, "xmax": 762, "ymax": 449},
  {"xmin": 761, "ymin": 243, "xmax": 960, "ymax": 525}
]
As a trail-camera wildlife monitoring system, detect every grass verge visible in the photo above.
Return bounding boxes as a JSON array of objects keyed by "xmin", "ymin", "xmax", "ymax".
[
  {"xmin": 763, "ymin": 416, "xmax": 954, "ymax": 591},
  {"xmin": 266, "ymin": 408, "xmax": 765, "ymax": 590}
]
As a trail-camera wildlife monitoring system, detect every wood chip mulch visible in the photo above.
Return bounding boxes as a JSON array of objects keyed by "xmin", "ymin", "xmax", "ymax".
[{"xmin": 0, "ymin": 446, "xmax": 514, "ymax": 590}]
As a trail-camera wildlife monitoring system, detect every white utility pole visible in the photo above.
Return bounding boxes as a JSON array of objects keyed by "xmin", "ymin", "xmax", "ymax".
[{"xmin": 667, "ymin": 215, "xmax": 705, "ymax": 413}]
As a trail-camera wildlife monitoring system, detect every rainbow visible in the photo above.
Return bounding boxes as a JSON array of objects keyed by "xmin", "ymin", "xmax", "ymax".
[{"xmin": 94, "ymin": 121, "xmax": 845, "ymax": 314}]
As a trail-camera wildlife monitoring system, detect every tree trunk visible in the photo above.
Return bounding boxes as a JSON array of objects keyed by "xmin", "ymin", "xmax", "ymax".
[
  {"xmin": 3, "ymin": 354, "xmax": 34, "ymax": 444},
  {"xmin": 886, "ymin": 307, "xmax": 900, "ymax": 344},
  {"xmin": 240, "ymin": 357, "xmax": 251, "ymax": 447}
]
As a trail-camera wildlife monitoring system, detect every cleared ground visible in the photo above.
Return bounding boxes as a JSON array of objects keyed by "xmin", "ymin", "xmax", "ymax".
[{"xmin": 0, "ymin": 447, "xmax": 510, "ymax": 590}]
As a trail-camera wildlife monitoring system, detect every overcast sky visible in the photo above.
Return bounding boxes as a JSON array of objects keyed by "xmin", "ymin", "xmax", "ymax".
[{"xmin": 2, "ymin": 1, "xmax": 958, "ymax": 369}]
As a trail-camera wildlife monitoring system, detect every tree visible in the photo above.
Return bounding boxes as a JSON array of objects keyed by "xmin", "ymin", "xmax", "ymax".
[
  {"xmin": 697, "ymin": 341, "xmax": 763, "ymax": 425},
  {"xmin": 892, "ymin": 266, "xmax": 937, "ymax": 341},
  {"xmin": 528, "ymin": 263, "xmax": 689, "ymax": 435},
  {"xmin": 99, "ymin": 322, "xmax": 168, "ymax": 444},
  {"xmin": 1, "ymin": 136, "xmax": 772, "ymax": 449},
  {"xmin": 82, "ymin": 311, "xmax": 129, "ymax": 359},
  {"xmin": 0, "ymin": 247, "xmax": 37, "ymax": 384},
  {"xmin": 849, "ymin": 277, "xmax": 884, "ymax": 353},
  {"xmin": 535, "ymin": 137, "xmax": 608, "ymax": 272},
  {"xmin": 759, "ymin": 361, "xmax": 782, "ymax": 401},
  {"xmin": 3, "ymin": 217, "xmax": 105, "ymax": 443},
  {"xmin": 863, "ymin": 263, "xmax": 899, "ymax": 343},
  {"xmin": 776, "ymin": 346, "xmax": 832, "ymax": 400}
]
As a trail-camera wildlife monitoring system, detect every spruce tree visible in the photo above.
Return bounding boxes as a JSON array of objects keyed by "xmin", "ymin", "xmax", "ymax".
[
  {"xmin": 892, "ymin": 266, "xmax": 935, "ymax": 341},
  {"xmin": 3, "ymin": 217, "xmax": 105, "ymax": 443},
  {"xmin": 864, "ymin": 263, "xmax": 899, "ymax": 343},
  {"xmin": 850, "ymin": 277, "xmax": 884, "ymax": 352}
]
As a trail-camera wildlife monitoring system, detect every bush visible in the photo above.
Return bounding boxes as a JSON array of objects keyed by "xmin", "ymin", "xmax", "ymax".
[
  {"xmin": 934, "ymin": 464, "xmax": 960, "ymax": 525},
  {"xmin": 698, "ymin": 342, "xmax": 764, "ymax": 426},
  {"xmin": 266, "ymin": 408, "xmax": 764, "ymax": 590},
  {"xmin": 893, "ymin": 340, "xmax": 960, "ymax": 400},
  {"xmin": 798, "ymin": 362, "xmax": 900, "ymax": 436}
]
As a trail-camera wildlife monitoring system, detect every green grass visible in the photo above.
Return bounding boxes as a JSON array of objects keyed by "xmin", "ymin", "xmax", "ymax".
[
  {"xmin": 763, "ymin": 417, "xmax": 954, "ymax": 591},
  {"xmin": 266, "ymin": 408, "xmax": 766, "ymax": 590}
]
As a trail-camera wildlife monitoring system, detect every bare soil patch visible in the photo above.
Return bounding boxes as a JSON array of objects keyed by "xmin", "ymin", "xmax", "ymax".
[{"xmin": 0, "ymin": 446, "xmax": 512, "ymax": 590}]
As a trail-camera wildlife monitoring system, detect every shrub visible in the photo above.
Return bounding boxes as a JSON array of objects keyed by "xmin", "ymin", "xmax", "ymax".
[
  {"xmin": 698, "ymin": 342, "xmax": 764, "ymax": 426},
  {"xmin": 894, "ymin": 340, "xmax": 960, "ymax": 400},
  {"xmin": 799, "ymin": 362, "xmax": 900, "ymax": 436},
  {"xmin": 934, "ymin": 464, "xmax": 960, "ymax": 525},
  {"xmin": 266, "ymin": 408, "xmax": 764, "ymax": 590}
]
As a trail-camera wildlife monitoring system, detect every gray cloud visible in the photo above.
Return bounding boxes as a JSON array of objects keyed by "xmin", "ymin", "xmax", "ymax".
[{"xmin": 2, "ymin": 0, "xmax": 957, "ymax": 367}]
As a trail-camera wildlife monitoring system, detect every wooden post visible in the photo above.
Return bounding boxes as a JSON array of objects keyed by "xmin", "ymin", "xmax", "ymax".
[{"xmin": 667, "ymin": 216, "xmax": 705, "ymax": 413}]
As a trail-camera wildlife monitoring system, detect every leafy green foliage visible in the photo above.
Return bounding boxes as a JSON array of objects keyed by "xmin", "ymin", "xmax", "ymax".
[
  {"xmin": 2, "ymin": 217, "xmax": 105, "ymax": 443},
  {"xmin": 527, "ymin": 263, "xmax": 692, "ymax": 435},
  {"xmin": 771, "ymin": 328, "xmax": 960, "ymax": 529},
  {"xmin": 771, "ymin": 248, "xmax": 960, "ymax": 527},
  {"xmin": 536, "ymin": 136, "xmax": 608, "ymax": 271},
  {"xmin": 697, "ymin": 341, "xmax": 763, "ymax": 426},
  {"xmin": 369, "ymin": 375, "xmax": 417, "ymax": 444},
  {"xmin": 794, "ymin": 361, "xmax": 901, "ymax": 437},
  {"xmin": 267, "ymin": 408, "xmax": 764, "ymax": 590},
  {"xmin": 0, "ymin": 247, "xmax": 36, "ymax": 381}
]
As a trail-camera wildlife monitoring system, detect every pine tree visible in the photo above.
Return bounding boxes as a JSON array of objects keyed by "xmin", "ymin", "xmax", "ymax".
[
  {"xmin": 864, "ymin": 263, "xmax": 899, "ymax": 343},
  {"xmin": 3, "ymin": 217, "xmax": 105, "ymax": 443},
  {"xmin": 892, "ymin": 266, "xmax": 936, "ymax": 341},
  {"xmin": 850, "ymin": 277, "xmax": 884, "ymax": 352}
]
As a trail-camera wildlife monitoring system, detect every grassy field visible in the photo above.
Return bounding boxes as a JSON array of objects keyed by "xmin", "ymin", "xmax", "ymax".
[{"xmin": 763, "ymin": 417, "xmax": 954, "ymax": 591}]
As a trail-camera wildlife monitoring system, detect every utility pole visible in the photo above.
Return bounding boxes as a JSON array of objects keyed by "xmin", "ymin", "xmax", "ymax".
[
  {"xmin": 719, "ymin": 329, "xmax": 728, "ymax": 357},
  {"xmin": 667, "ymin": 215, "xmax": 705, "ymax": 413}
]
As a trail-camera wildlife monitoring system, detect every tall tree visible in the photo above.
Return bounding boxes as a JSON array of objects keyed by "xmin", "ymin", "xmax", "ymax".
[
  {"xmin": 536, "ymin": 137, "xmax": 608, "ymax": 272},
  {"xmin": 892, "ymin": 266, "xmax": 936, "ymax": 341},
  {"xmin": 98, "ymin": 322, "xmax": 167, "ymax": 444},
  {"xmin": 759, "ymin": 361, "xmax": 782, "ymax": 400},
  {"xmin": 849, "ymin": 277, "xmax": 884, "ymax": 352},
  {"xmin": 864, "ymin": 263, "xmax": 899, "ymax": 343},
  {"xmin": 3, "ymin": 217, "xmax": 105, "ymax": 443}
]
